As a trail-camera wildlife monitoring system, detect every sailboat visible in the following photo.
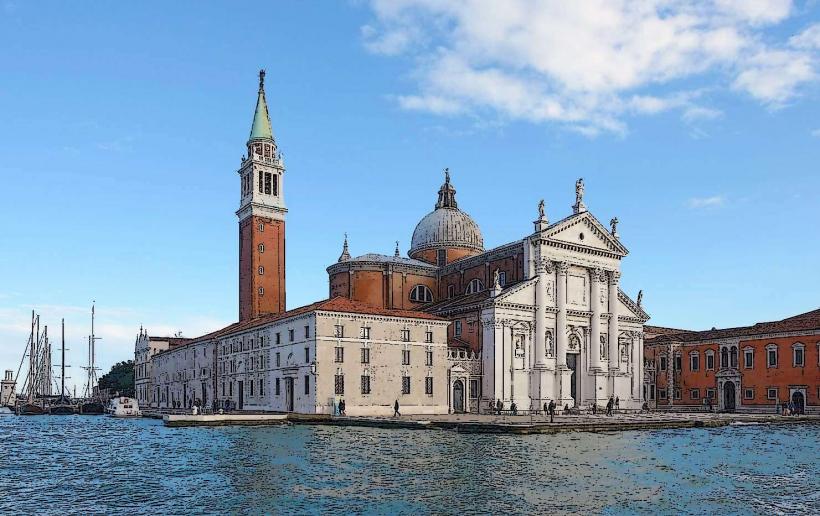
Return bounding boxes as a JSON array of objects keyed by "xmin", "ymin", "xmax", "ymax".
[
  {"xmin": 79, "ymin": 302, "xmax": 104, "ymax": 415},
  {"xmin": 49, "ymin": 319, "xmax": 76, "ymax": 415},
  {"xmin": 17, "ymin": 311, "xmax": 47, "ymax": 416}
]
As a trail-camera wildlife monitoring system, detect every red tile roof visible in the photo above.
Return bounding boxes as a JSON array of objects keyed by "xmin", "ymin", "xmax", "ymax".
[{"xmin": 648, "ymin": 308, "xmax": 820, "ymax": 344}]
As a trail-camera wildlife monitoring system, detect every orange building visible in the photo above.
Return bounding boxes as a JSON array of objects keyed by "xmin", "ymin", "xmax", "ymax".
[{"xmin": 644, "ymin": 309, "xmax": 820, "ymax": 414}]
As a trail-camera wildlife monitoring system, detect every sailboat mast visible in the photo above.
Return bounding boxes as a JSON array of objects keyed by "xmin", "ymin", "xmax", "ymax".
[
  {"xmin": 61, "ymin": 318, "xmax": 66, "ymax": 399},
  {"xmin": 28, "ymin": 311, "xmax": 35, "ymax": 402}
]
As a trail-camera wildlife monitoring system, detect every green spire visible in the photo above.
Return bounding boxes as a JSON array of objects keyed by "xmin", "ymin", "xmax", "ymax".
[{"xmin": 249, "ymin": 69, "xmax": 273, "ymax": 141}]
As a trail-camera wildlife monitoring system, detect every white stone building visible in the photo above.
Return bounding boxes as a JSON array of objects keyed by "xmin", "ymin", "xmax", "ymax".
[{"xmin": 1, "ymin": 369, "xmax": 16, "ymax": 407}]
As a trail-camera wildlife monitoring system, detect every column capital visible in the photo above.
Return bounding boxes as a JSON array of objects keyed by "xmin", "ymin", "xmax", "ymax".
[
  {"xmin": 535, "ymin": 257, "xmax": 554, "ymax": 274},
  {"xmin": 591, "ymin": 267, "xmax": 606, "ymax": 283},
  {"xmin": 608, "ymin": 270, "xmax": 621, "ymax": 285},
  {"xmin": 555, "ymin": 261, "xmax": 570, "ymax": 275}
]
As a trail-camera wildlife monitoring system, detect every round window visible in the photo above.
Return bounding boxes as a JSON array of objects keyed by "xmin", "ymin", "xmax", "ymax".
[{"xmin": 579, "ymin": 232, "xmax": 585, "ymax": 241}]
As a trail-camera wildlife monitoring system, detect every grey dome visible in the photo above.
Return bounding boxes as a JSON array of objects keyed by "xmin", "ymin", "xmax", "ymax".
[{"xmin": 409, "ymin": 170, "xmax": 483, "ymax": 256}]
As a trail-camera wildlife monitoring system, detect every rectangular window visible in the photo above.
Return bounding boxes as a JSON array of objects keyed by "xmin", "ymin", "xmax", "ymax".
[
  {"xmin": 272, "ymin": 174, "xmax": 278, "ymax": 196},
  {"xmin": 767, "ymin": 349, "xmax": 777, "ymax": 367},
  {"xmin": 259, "ymin": 379, "xmax": 264, "ymax": 396},
  {"xmin": 649, "ymin": 385, "xmax": 655, "ymax": 400},
  {"xmin": 690, "ymin": 389, "xmax": 699, "ymax": 400},
  {"xmin": 402, "ymin": 376, "xmax": 411, "ymax": 395},
  {"xmin": 455, "ymin": 321, "xmax": 462, "ymax": 337},
  {"xmin": 402, "ymin": 349, "xmax": 410, "ymax": 365},
  {"xmin": 674, "ymin": 356, "xmax": 682, "ymax": 371},
  {"xmin": 470, "ymin": 379, "xmax": 479, "ymax": 399},
  {"xmin": 334, "ymin": 346, "xmax": 344, "ymax": 363},
  {"xmin": 250, "ymin": 381, "xmax": 254, "ymax": 397},
  {"xmin": 744, "ymin": 349, "xmax": 753, "ymax": 368},
  {"xmin": 264, "ymin": 172, "xmax": 272, "ymax": 195},
  {"xmin": 361, "ymin": 375, "xmax": 371, "ymax": 395},
  {"xmin": 258, "ymin": 287, "xmax": 264, "ymax": 296},
  {"xmin": 437, "ymin": 249, "xmax": 446, "ymax": 267},
  {"xmin": 304, "ymin": 375, "xmax": 310, "ymax": 395},
  {"xmin": 305, "ymin": 347, "xmax": 310, "ymax": 363},
  {"xmin": 334, "ymin": 325, "xmax": 344, "ymax": 338},
  {"xmin": 289, "ymin": 329, "xmax": 294, "ymax": 342},
  {"xmin": 426, "ymin": 350, "xmax": 433, "ymax": 366},
  {"xmin": 425, "ymin": 377, "xmax": 433, "ymax": 395},
  {"xmin": 258, "ymin": 172, "xmax": 263, "ymax": 193},
  {"xmin": 447, "ymin": 285, "xmax": 455, "ymax": 298},
  {"xmin": 744, "ymin": 388, "xmax": 754, "ymax": 400},
  {"xmin": 361, "ymin": 348, "xmax": 370, "ymax": 364},
  {"xmin": 334, "ymin": 375, "xmax": 344, "ymax": 395},
  {"xmin": 360, "ymin": 327, "xmax": 371, "ymax": 340},
  {"xmin": 659, "ymin": 389, "xmax": 667, "ymax": 400},
  {"xmin": 425, "ymin": 331, "xmax": 433, "ymax": 343},
  {"xmin": 659, "ymin": 357, "xmax": 667, "ymax": 371},
  {"xmin": 229, "ymin": 382, "xmax": 233, "ymax": 397},
  {"xmin": 767, "ymin": 388, "xmax": 778, "ymax": 400},
  {"xmin": 706, "ymin": 353, "xmax": 714, "ymax": 370},
  {"xmin": 304, "ymin": 325, "xmax": 310, "ymax": 339},
  {"xmin": 276, "ymin": 332, "xmax": 281, "ymax": 345},
  {"xmin": 275, "ymin": 377, "xmax": 280, "ymax": 395},
  {"xmin": 401, "ymin": 329, "xmax": 410, "ymax": 342},
  {"xmin": 673, "ymin": 388, "xmax": 681, "ymax": 400},
  {"xmin": 690, "ymin": 354, "xmax": 699, "ymax": 372},
  {"xmin": 276, "ymin": 352, "xmax": 280, "ymax": 367},
  {"xmin": 794, "ymin": 348, "xmax": 804, "ymax": 367}
]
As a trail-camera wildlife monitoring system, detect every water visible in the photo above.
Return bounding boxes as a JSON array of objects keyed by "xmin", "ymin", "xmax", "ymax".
[{"xmin": 0, "ymin": 416, "xmax": 817, "ymax": 515}]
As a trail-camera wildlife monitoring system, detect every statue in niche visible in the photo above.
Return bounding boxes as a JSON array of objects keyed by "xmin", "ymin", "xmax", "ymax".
[
  {"xmin": 545, "ymin": 331, "xmax": 554, "ymax": 357},
  {"xmin": 514, "ymin": 335, "xmax": 525, "ymax": 357},
  {"xmin": 600, "ymin": 335, "xmax": 607, "ymax": 359},
  {"xmin": 568, "ymin": 334, "xmax": 580, "ymax": 351}
]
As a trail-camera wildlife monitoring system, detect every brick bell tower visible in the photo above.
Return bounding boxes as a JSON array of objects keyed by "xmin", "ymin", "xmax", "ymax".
[{"xmin": 237, "ymin": 70, "xmax": 286, "ymax": 321}]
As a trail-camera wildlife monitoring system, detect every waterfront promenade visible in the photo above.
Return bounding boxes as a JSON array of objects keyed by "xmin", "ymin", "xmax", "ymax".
[{"xmin": 160, "ymin": 410, "xmax": 819, "ymax": 433}]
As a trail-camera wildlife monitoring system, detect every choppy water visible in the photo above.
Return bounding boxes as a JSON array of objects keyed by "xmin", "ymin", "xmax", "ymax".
[{"xmin": 0, "ymin": 416, "xmax": 817, "ymax": 515}]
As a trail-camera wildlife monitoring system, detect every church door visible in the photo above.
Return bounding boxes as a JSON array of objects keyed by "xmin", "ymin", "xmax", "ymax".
[
  {"xmin": 723, "ymin": 382, "xmax": 735, "ymax": 412},
  {"xmin": 566, "ymin": 354, "xmax": 578, "ymax": 405},
  {"xmin": 792, "ymin": 391, "xmax": 805, "ymax": 415},
  {"xmin": 453, "ymin": 380, "xmax": 465, "ymax": 413}
]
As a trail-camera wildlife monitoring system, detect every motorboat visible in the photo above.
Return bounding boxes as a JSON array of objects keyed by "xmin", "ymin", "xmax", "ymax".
[{"xmin": 106, "ymin": 396, "xmax": 141, "ymax": 417}]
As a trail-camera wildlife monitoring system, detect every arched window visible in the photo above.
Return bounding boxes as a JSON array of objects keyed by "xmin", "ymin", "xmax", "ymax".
[
  {"xmin": 730, "ymin": 346, "xmax": 738, "ymax": 368},
  {"xmin": 409, "ymin": 285, "xmax": 433, "ymax": 303},
  {"xmin": 465, "ymin": 279, "xmax": 484, "ymax": 294},
  {"xmin": 721, "ymin": 348, "xmax": 728, "ymax": 368}
]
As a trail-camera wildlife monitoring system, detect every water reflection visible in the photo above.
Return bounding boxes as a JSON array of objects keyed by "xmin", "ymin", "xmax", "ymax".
[{"xmin": 0, "ymin": 416, "xmax": 817, "ymax": 514}]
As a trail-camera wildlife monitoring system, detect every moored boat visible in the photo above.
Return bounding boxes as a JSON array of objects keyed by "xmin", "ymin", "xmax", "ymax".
[
  {"xmin": 106, "ymin": 396, "xmax": 141, "ymax": 417},
  {"xmin": 80, "ymin": 401, "xmax": 105, "ymax": 415},
  {"xmin": 17, "ymin": 402, "xmax": 46, "ymax": 416}
]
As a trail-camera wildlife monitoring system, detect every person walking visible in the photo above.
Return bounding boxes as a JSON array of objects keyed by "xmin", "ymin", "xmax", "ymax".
[
  {"xmin": 496, "ymin": 398, "xmax": 503, "ymax": 415},
  {"xmin": 548, "ymin": 400, "xmax": 556, "ymax": 423},
  {"xmin": 510, "ymin": 402, "xmax": 518, "ymax": 416},
  {"xmin": 543, "ymin": 401, "xmax": 548, "ymax": 416},
  {"xmin": 339, "ymin": 398, "xmax": 346, "ymax": 416},
  {"xmin": 615, "ymin": 396, "xmax": 620, "ymax": 411},
  {"xmin": 394, "ymin": 399, "xmax": 401, "ymax": 417},
  {"xmin": 606, "ymin": 396, "xmax": 614, "ymax": 416}
]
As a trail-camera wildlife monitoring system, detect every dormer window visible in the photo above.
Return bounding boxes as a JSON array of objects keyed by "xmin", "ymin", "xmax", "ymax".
[{"xmin": 465, "ymin": 279, "xmax": 484, "ymax": 294}]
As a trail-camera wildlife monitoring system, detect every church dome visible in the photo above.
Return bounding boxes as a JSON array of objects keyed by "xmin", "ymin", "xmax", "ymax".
[{"xmin": 409, "ymin": 171, "xmax": 484, "ymax": 261}]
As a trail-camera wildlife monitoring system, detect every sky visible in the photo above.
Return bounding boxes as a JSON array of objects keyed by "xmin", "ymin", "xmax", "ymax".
[{"xmin": 0, "ymin": 1, "xmax": 818, "ymax": 394}]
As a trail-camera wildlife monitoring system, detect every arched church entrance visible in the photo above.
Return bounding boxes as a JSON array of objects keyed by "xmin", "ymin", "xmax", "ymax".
[
  {"xmin": 792, "ymin": 391, "xmax": 805, "ymax": 415},
  {"xmin": 723, "ymin": 381, "xmax": 736, "ymax": 412},
  {"xmin": 453, "ymin": 380, "xmax": 465, "ymax": 413}
]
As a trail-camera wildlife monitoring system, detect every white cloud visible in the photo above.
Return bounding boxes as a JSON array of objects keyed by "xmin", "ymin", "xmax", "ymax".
[
  {"xmin": 683, "ymin": 106, "xmax": 723, "ymax": 122},
  {"xmin": 362, "ymin": 0, "xmax": 818, "ymax": 133},
  {"xmin": 789, "ymin": 23, "xmax": 820, "ymax": 50},
  {"xmin": 687, "ymin": 195, "xmax": 726, "ymax": 208}
]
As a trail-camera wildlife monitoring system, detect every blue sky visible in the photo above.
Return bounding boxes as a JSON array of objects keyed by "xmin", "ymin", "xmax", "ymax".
[{"xmin": 0, "ymin": 1, "xmax": 818, "ymax": 391}]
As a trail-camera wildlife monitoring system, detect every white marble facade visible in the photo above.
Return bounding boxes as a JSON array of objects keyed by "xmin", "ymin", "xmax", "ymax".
[{"xmin": 480, "ymin": 189, "xmax": 649, "ymax": 411}]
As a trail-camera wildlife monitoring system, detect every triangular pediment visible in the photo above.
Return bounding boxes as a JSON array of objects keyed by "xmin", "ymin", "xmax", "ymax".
[
  {"xmin": 543, "ymin": 213, "xmax": 628, "ymax": 256},
  {"xmin": 494, "ymin": 278, "xmax": 536, "ymax": 305},
  {"xmin": 618, "ymin": 290, "xmax": 650, "ymax": 322}
]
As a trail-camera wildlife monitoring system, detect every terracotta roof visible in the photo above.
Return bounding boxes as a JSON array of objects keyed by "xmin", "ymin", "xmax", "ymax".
[
  {"xmin": 177, "ymin": 296, "xmax": 445, "ymax": 346},
  {"xmin": 648, "ymin": 307, "xmax": 820, "ymax": 344},
  {"xmin": 644, "ymin": 325, "xmax": 690, "ymax": 338}
]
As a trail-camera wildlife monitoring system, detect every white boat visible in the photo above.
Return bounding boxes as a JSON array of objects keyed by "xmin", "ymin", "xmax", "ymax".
[
  {"xmin": 106, "ymin": 396, "xmax": 141, "ymax": 417},
  {"xmin": 0, "ymin": 406, "xmax": 13, "ymax": 416}
]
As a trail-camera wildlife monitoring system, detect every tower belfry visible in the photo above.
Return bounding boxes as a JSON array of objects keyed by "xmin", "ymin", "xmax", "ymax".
[{"xmin": 237, "ymin": 70, "xmax": 287, "ymax": 321}]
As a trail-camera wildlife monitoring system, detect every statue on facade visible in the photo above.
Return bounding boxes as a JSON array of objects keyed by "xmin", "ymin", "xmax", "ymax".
[
  {"xmin": 575, "ymin": 178, "xmax": 584, "ymax": 205},
  {"xmin": 610, "ymin": 217, "xmax": 619, "ymax": 236},
  {"xmin": 637, "ymin": 289, "xmax": 643, "ymax": 307},
  {"xmin": 444, "ymin": 167, "xmax": 450, "ymax": 184},
  {"xmin": 493, "ymin": 268, "xmax": 501, "ymax": 290},
  {"xmin": 538, "ymin": 199, "xmax": 545, "ymax": 219}
]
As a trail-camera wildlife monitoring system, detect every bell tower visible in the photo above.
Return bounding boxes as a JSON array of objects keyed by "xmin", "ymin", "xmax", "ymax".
[{"xmin": 237, "ymin": 70, "xmax": 286, "ymax": 321}]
